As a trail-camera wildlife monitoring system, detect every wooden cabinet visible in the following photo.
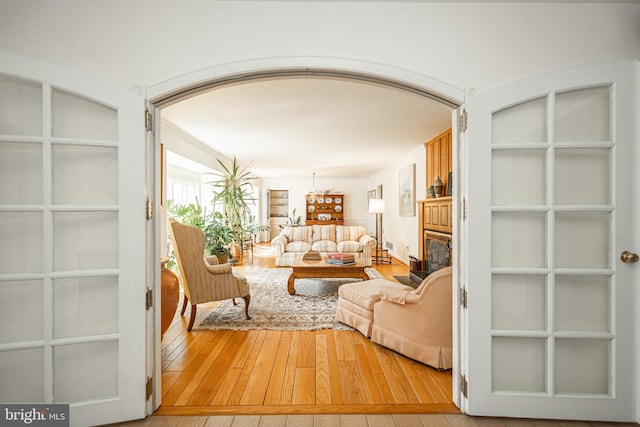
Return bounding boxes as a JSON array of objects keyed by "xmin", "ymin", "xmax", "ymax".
[
  {"xmin": 305, "ymin": 194, "xmax": 344, "ymax": 225},
  {"xmin": 418, "ymin": 128, "xmax": 453, "ymax": 262},
  {"xmin": 419, "ymin": 197, "xmax": 452, "ymax": 233},
  {"xmin": 425, "ymin": 128, "xmax": 452, "ymax": 196}
]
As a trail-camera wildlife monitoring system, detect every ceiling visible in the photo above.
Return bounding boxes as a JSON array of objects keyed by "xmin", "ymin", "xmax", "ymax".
[{"xmin": 161, "ymin": 76, "xmax": 455, "ymax": 179}]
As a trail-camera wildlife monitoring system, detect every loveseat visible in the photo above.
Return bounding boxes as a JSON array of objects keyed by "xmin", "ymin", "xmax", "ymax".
[{"xmin": 271, "ymin": 224, "xmax": 376, "ymax": 266}]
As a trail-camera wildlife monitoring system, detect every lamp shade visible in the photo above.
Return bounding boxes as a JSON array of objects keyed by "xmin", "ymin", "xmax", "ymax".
[{"xmin": 368, "ymin": 198, "xmax": 385, "ymax": 214}]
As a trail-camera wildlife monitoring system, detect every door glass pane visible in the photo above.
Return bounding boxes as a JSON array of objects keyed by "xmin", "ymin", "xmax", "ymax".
[
  {"xmin": 0, "ymin": 142, "xmax": 43, "ymax": 204},
  {"xmin": 492, "ymin": 212, "xmax": 546, "ymax": 268},
  {"xmin": 492, "ymin": 275, "xmax": 546, "ymax": 331},
  {"xmin": 53, "ymin": 341, "xmax": 118, "ymax": 403},
  {"xmin": 51, "ymin": 89, "xmax": 118, "ymax": 140},
  {"xmin": 0, "ymin": 348, "xmax": 44, "ymax": 402},
  {"xmin": 555, "ymin": 86, "xmax": 610, "ymax": 143},
  {"xmin": 493, "ymin": 337, "xmax": 546, "ymax": 393},
  {"xmin": 0, "ymin": 280, "xmax": 44, "ymax": 343},
  {"xmin": 0, "ymin": 74, "xmax": 42, "ymax": 136},
  {"xmin": 492, "ymin": 97, "xmax": 547, "ymax": 144},
  {"xmin": 53, "ymin": 276, "xmax": 118, "ymax": 338},
  {"xmin": 52, "ymin": 145, "xmax": 118, "ymax": 205},
  {"xmin": 492, "ymin": 149, "xmax": 546, "ymax": 205},
  {"xmin": 53, "ymin": 211, "xmax": 118, "ymax": 271},
  {"xmin": 555, "ymin": 212, "xmax": 610, "ymax": 269},
  {"xmin": 555, "ymin": 275, "xmax": 610, "ymax": 332},
  {"xmin": 0, "ymin": 212, "xmax": 43, "ymax": 274},
  {"xmin": 555, "ymin": 149, "xmax": 610, "ymax": 205},
  {"xmin": 555, "ymin": 338, "xmax": 610, "ymax": 395}
]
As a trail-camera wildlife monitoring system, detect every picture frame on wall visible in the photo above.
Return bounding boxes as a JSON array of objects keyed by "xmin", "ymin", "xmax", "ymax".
[{"xmin": 399, "ymin": 164, "xmax": 415, "ymax": 217}]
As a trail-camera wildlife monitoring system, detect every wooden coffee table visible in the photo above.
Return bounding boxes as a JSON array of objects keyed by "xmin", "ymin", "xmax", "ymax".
[{"xmin": 287, "ymin": 255, "xmax": 369, "ymax": 295}]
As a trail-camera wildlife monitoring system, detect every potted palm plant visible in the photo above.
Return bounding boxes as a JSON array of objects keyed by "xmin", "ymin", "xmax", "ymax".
[{"xmin": 211, "ymin": 156, "xmax": 258, "ymax": 258}]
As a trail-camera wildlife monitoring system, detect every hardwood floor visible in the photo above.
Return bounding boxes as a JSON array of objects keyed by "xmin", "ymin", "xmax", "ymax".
[{"xmin": 156, "ymin": 243, "xmax": 457, "ymax": 416}]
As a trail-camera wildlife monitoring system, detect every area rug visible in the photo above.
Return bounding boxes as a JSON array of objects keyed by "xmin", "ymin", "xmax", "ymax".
[{"xmin": 197, "ymin": 267, "xmax": 383, "ymax": 331}]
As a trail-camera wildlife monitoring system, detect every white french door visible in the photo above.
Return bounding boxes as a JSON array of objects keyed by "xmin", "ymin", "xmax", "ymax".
[
  {"xmin": 461, "ymin": 61, "xmax": 638, "ymax": 421},
  {"xmin": 0, "ymin": 51, "xmax": 147, "ymax": 426}
]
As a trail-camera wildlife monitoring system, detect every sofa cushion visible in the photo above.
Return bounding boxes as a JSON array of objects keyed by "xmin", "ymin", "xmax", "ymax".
[
  {"xmin": 286, "ymin": 241, "xmax": 312, "ymax": 252},
  {"xmin": 281, "ymin": 226, "xmax": 313, "ymax": 243},
  {"xmin": 337, "ymin": 225, "xmax": 365, "ymax": 243},
  {"xmin": 338, "ymin": 278, "xmax": 398, "ymax": 310},
  {"xmin": 312, "ymin": 240, "xmax": 338, "ymax": 252},
  {"xmin": 312, "ymin": 224, "xmax": 336, "ymax": 243},
  {"xmin": 337, "ymin": 241, "xmax": 363, "ymax": 253}
]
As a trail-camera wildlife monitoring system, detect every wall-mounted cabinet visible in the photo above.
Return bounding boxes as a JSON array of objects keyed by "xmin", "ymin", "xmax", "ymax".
[{"xmin": 305, "ymin": 193, "xmax": 344, "ymax": 225}]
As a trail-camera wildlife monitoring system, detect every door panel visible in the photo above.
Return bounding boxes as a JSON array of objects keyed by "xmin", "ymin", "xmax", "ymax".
[
  {"xmin": 0, "ymin": 51, "xmax": 146, "ymax": 426},
  {"xmin": 464, "ymin": 61, "xmax": 637, "ymax": 421}
]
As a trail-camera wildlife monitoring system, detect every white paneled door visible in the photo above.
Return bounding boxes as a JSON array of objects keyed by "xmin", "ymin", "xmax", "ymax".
[
  {"xmin": 0, "ymin": 51, "xmax": 147, "ymax": 426},
  {"xmin": 462, "ymin": 61, "xmax": 637, "ymax": 421}
]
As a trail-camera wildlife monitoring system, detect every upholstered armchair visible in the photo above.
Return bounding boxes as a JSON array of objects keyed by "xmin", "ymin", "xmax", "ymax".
[
  {"xmin": 168, "ymin": 218, "xmax": 251, "ymax": 331},
  {"xmin": 370, "ymin": 266, "xmax": 452, "ymax": 370}
]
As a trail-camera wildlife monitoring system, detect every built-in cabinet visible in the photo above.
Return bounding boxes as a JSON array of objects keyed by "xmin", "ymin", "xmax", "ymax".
[
  {"xmin": 268, "ymin": 189, "xmax": 289, "ymax": 239},
  {"xmin": 417, "ymin": 128, "xmax": 453, "ymax": 262},
  {"xmin": 305, "ymin": 193, "xmax": 344, "ymax": 225}
]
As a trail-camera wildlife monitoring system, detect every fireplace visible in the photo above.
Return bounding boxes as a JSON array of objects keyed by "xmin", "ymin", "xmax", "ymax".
[{"xmin": 410, "ymin": 230, "xmax": 452, "ymax": 284}]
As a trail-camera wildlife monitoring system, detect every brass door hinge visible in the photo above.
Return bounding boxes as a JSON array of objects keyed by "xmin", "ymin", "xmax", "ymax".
[
  {"xmin": 460, "ymin": 375, "xmax": 468, "ymax": 398},
  {"xmin": 146, "ymin": 198, "xmax": 153, "ymax": 220},
  {"xmin": 146, "ymin": 377, "xmax": 153, "ymax": 400},
  {"xmin": 145, "ymin": 109, "xmax": 153, "ymax": 132},
  {"xmin": 460, "ymin": 109, "xmax": 468, "ymax": 132},
  {"xmin": 146, "ymin": 288, "xmax": 153, "ymax": 310},
  {"xmin": 460, "ymin": 288, "xmax": 468, "ymax": 309}
]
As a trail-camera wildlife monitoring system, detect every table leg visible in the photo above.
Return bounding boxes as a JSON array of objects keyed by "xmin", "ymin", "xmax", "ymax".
[
  {"xmin": 287, "ymin": 272, "xmax": 296, "ymax": 295},
  {"xmin": 360, "ymin": 271, "xmax": 370, "ymax": 281}
]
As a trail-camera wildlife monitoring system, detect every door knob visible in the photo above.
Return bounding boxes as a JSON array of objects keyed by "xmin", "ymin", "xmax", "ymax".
[{"xmin": 620, "ymin": 251, "xmax": 639, "ymax": 263}]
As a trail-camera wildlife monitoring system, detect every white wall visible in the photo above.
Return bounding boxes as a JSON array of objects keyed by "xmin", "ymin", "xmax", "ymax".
[
  {"xmin": 368, "ymin": 144, "xmax": 428, "ymax": 264},
  {"xmin": 0, "ymin": 2, "xmax": 638, "ymax": 96}
]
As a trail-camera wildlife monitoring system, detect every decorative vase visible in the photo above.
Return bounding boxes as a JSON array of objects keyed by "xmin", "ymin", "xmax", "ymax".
[
  {"xmin": 433, "ymin": 176, "xmax": 444, "ymax": 198},
  {"xmin": 160, "ymin": 258, "xmax": 180, "ymax": 340}
]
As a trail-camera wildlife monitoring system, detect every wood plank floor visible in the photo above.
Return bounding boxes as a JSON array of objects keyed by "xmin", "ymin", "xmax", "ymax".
[{"xmin": 156, "ymin": 243, "xmax": 457, "ymax": 416}]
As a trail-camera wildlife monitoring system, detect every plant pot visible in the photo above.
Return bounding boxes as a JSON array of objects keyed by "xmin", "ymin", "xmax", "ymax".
[
  {"xmin": 217, "ymin": 251, "xmax": 229, "ymax": 264},
  {"xmin": 160, "ymin": 258, "xmax": 180, "ymax": 340}
]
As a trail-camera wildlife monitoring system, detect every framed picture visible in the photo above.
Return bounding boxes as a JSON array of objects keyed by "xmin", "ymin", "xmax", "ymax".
[{"xmin": 399, "ymin": 164, "xmax": 415, "ymax": 217}]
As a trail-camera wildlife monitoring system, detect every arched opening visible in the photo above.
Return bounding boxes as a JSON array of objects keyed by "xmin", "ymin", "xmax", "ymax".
[{"xmin": 150, "ymin": 60, "xmax": 463, "ymax": 415}]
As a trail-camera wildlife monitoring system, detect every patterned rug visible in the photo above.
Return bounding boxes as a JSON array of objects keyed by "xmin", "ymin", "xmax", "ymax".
[{"xmin": 197, "ymin": 267, "xmax": 383, "ymax": 331}]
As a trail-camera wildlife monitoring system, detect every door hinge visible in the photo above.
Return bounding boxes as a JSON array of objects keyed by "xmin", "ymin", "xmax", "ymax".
[
  {"xmin": 460, "ymin": 109, "xmax": 468, "ymax": 132},
  {"xmin": 146, "ymin": 288, "xmax": 153, "ymax": 310},
  {"xmin": 460, "ymin": 375, "xmax": 468, "ymax": 398},
  {"xmin": 460, "ymin": 288, "xmax": 467, "ymax": 309},
  {"xmin": 145, "ymin": 109, "xmax": 153, "ymax": 132},
  {"xmin": 146, "ymin": 198, "xmax": 153, "ymax": 220},
  {"xmin": 461, "ymin": 198, "xmax": 468, "ymax": 220},
  {"xmin": 145, "ymin": 377, "xmax": 153, "ymax": 400}
]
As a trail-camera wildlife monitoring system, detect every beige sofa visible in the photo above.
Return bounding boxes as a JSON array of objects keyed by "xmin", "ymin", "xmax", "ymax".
[
  {"xmin": 371, "ymin": 266, "xmax": 452, "ymax": 370},
  {"xmin": 271, "ymin": 224, "xmax": 376, "ymax": 266}
]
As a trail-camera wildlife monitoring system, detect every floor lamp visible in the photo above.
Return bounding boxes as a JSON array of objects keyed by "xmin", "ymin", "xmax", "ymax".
[{"xmin": 368, "ymin": 198, "xmax": 385, "ymax": 263}]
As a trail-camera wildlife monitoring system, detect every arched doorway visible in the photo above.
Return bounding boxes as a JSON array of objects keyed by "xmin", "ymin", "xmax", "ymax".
[{"xmin": 147, "ymin": 57, "xmax": 464, "ymax": 414}]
